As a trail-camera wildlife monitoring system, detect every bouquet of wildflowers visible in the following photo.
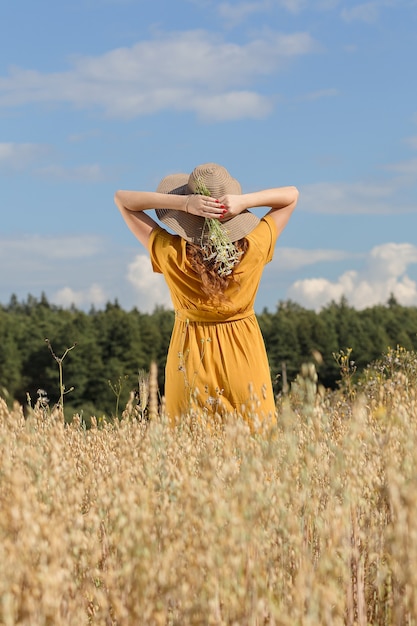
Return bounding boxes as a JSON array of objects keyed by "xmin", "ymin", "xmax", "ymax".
[{"xmin": 194, "ymin": 179, "xmax": 243, "ymax": 277}]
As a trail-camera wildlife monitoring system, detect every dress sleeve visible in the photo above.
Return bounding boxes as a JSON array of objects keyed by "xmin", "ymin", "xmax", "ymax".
[
  {"xmin": 248, "ymin": 215, "xmax": 278, "ymax": 265},
  {"xmin": 263, "ymin": 215, "xmax": 278, "ymax": 263},
  {"xmin": 148, "ymin": 226, "xmax": 169, "ymax": 274},
  {"xmin": 149, "ymin": 226, "xmax": 186, "ymax": 276}
]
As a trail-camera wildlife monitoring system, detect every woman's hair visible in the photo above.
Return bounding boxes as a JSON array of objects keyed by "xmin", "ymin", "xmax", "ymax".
[{"xmin": 186, "ymin": 238, "xmax": 249, "ymax": 302}]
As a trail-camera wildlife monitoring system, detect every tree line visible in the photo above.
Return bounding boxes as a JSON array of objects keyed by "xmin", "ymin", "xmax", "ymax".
[{"xmin": 1, "ymin": 293, "xmax": 416, "ymax": 418}]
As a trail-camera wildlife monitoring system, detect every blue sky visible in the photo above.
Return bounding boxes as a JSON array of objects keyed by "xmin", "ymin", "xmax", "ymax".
[{"xmin": 1, "ymin": 0, "xmax": 416, "ymax": 313}]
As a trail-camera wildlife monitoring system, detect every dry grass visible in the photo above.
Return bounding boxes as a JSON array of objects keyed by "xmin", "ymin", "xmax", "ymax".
[{"xmin": 1, "ymin": 348, "xmax": 417, "ymax": 625}]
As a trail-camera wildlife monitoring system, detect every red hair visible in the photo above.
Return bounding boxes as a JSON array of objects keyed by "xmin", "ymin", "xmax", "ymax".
[{"xmin": 186, "ymin": 239, "xmax": 248, "ymax": 303}]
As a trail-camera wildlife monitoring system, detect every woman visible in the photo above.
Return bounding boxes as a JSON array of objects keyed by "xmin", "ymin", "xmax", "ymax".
[{"xmin": 115, "ymin": 163, "xmax": 298, "ymax": 427}]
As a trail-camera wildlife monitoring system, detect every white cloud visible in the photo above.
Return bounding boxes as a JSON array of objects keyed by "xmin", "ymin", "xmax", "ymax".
[
  {"xmin": 0, "ymin": 143, "xmax": 104, "ymax": 180},
  {"xmin": 35, "ymin": 163, "xmax": 106, "ymax": 182},
  {"xmin": 68, "ymin": 129, "xmax": 101, "ymax": 143},
  {"xmin": 217, "ymin": 0, "xmax": 343, "ymax": 19},
  {"xmin": 127, "ymin": 254, "xmax": 172, "ymax": 313},
  {"xmin": 301, "ymin": 177, "xmax": 417, "ymax": 214},
  {"xmin": 0, "ymin": 235, "xmax": 104, "ymax": 262},
  {"xmin": 273, "ymin": 247, "xmax": 354, "ymax": 271},
  {"xmin": 0, "ymin": 142, "xmax": 50, "ymax": 170},
  {"xmin": 316, "ymin": 0, "xmax": 340, "ymax": 8},
  {"xmin": 194, "ymin": 0, "xmax": 338, "ymax": 14},
  {"xmin": 52, "ymin": 284, "xmax": 107, "ymax": 308},
  {"xmin": 340, "ymin": 0, "xmax": 407, "ymax": 23},
  {"xmin": 297, "ymin": 87, "xmax": 339, "ymax": 101},
  {"xmin": 218, "ymin": 1, "xmax": 271, "ymax": 25},
  {"xmin": 287, "ymin": 242, "xmax": 417, "ymax": 310},
  {"xmin": 0, "ymin": 30, "xmax": 318, "ymax": 121},
  {"xmin": 405, "ymin": 135, "xmax": 417, "ymax": 150},
  {"xmin": 216, "ymin": 0, "xmax": 323, "ymax": 24},
  {"xmin": 193, "ymin": 91, "xmax": 273, "ymax": 121},
  {"xmin": 342, "ymin": 2, "xmax": 380, "ymax": 22},
  {"xmin": 383, "ymin": 157, "xmax": 417, "ymax": 178},
  {"xmin": 277, "ymin": 0, "xmax": 308, "ymax": 12},
  {"xmin": 367, "ymin": 242, "xmax": 417, "ymax": 277}
]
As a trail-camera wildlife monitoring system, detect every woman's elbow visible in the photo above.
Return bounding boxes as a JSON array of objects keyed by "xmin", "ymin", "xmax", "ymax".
[
  {"xmin": 114, "ymin": 190, "xmax": 126, "ymax": 212},
  {"xmin": 288, "ymin": 186, "xmax": 299, "ymax": 209}
]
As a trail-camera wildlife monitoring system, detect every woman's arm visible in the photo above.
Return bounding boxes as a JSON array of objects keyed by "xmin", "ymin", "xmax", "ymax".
[
  {"xmin": 115, "ymin": 185, "xmax": 298, "ymax": 248},
  {"xmin": 114, "ymin": 190, "xmax": 226, "ymax": 249},
  {"xmin": 220, "ymin": 186, "xmax": 299, "ymax": 238}
]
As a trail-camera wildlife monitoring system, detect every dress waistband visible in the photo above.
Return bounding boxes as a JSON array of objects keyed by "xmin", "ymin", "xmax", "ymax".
[{"xmin": 175, "ymin": 308, "xmax": 255, "ymax": 324}]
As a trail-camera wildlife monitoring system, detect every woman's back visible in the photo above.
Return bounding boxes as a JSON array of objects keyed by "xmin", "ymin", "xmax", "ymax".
[{"xmin": 150, "ymin": 215, "xmax": 277, "ymax": 317}]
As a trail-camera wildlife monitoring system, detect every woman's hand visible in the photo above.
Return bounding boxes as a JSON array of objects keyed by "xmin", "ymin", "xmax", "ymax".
[
  {"xmin": 185, "ymin": 194, "xmax": 248, "ymax": 220},
  {"xmin": 184, "ymin": 195, "xmax": 227, "ymax": 220},
  {"xmin": 216, "ymin": 194, "xmax": 247, "ymax": 219}
]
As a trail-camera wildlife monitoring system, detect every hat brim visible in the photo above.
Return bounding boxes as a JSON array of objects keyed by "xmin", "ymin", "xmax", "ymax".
[{"xmin": 155, "ymin": 172, "xmax": 259, "ymax": 244}]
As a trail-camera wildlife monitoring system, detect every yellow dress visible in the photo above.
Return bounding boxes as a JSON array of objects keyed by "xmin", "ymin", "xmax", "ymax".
[{"xmin": 149, "ymin": 215, "xmax": 278, "ymax": 426}]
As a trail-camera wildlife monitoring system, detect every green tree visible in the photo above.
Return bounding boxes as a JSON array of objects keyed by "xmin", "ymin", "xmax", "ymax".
[
  {"xmin": 262, "ymin": 302, "xmax": 301, "ymax": 393},
  {"xmin": 0, "ymin": 308, "xmax": 22, "ymax": 401}
]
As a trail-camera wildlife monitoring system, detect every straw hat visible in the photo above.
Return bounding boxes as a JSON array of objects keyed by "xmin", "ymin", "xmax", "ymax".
[{"xmin": 156, "ymin": 163, "xmax": 259, "ymax": 244}]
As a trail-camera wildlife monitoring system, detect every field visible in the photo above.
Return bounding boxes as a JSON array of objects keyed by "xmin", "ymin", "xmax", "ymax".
[{"xmin": 1, "ymin": 347, "xmax": 417, "ymax": 625}]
